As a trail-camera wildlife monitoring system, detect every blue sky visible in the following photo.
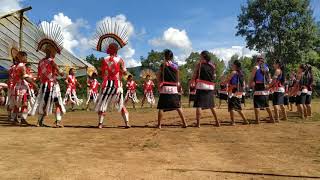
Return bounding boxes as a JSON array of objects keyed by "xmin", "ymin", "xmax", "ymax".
[{"xmin": 1, "ymin": 0, "xmax": 320, "ymax": 66}]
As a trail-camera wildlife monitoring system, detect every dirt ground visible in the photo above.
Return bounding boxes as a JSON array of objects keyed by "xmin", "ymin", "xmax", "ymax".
[{"xmin": 0, "ymin": 98, "xmax": 320, "ymax": 180}]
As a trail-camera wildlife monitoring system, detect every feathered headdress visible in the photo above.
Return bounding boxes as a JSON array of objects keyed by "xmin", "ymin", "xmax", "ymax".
[
  {"xmin": 35, "ymin": 21, "xmax": 64, "ymax": 55},
  {"xmin": 93, "ymin": 18, "xmax": 130, "ymax": 52},
  {"xmin": 9, "ymin": 46, "xmax": 19, "ymax": 61},
  {"xmin": 140, "ymin": 69, "xmax": 156, "ymax": 80}
]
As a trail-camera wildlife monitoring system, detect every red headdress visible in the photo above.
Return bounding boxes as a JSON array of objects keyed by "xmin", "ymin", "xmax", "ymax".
[
  {"xmin": 93, "ymin": 18, "xmax": 130, "ymax": 53},
  {"xmin": 35, "ymin": 21, "xmax": 64, "ymax": 55}
]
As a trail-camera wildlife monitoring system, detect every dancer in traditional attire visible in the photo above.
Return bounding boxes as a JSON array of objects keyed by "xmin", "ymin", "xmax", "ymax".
[
  {"xmin": 141, "ymin": 69, "xmax": 156, "ymax": 108},
  {"xmin": 290, "ymin": 64, "xmax": 312, "ymax": 119},
  {"xmin": 157, "ymin": 49, "xmax": 187, "ymax": 128},
  {"xmin": 218, "ymin": 81, "xmax": 228, "ymax": 109},
  {"xmin": 86, "ymin": 72, "xmax": 100, "ymax": 111},
  {"xmin": 6, "ymin": 48, "xmax": 19, "ymax": 121},
  {"xmin": 304, "ymin": 64, "xmax": 313, "ymax": 117},
  {"xmin": 250, "ymin": 56, "xmax": 274, "ymax": 124},
  {"xmin": 225, "ymin": 60, "xmax": 248, "ymax": 125},
  {"xmin": 0, "ymin": 85, "xmax": 6, "ymax": 106},
  {"xmin": 93, "ymin": 18, "xmax": 131, "ymax": 128},
  {"xmin": 26, "ymin": 63, "xmax": 36, "ymax": 115},
  {"xmin": 13, "ymin": 51, "xmax": 37, "ymax": 125},
  {"xmin": 288, "ymin": 72, "xmax": 296, "ymax": 111},
  {"xmin": 125, "ymin": 75, "xmax": 139, "ymax": 109},
  {"xmin": 63, "ymin": 68, "xmax": 82, "ymax": 111},
  {"xmin": 269, "ymin": 60, "xmax": 288, "ymax": 122},
  {"xmin": 283, "ymin": 76, "xmax": 290, "ymax": 110},
  {"xmin": 188, "ymin": 79, "xmax": 196, "ymax": 107},
  {"xmin": 192, "ymin": 51, "xmax": 220, "ymax": 127},
  {"xmin": 31, "ymin": 22, "xmax": 66, "ymax": 127}
]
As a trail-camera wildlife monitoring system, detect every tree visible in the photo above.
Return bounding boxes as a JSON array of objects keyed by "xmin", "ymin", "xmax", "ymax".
[
  {"xmin": 316, "ymin": 21, "xmax": 320, "ymax": 54},
  {"xmin": 236, "ymin": 0, "xmax": 318, "ymax": 64},
  {"xmin": 140, "ymin": 50, "xmax": 164, "ymax": 71}
]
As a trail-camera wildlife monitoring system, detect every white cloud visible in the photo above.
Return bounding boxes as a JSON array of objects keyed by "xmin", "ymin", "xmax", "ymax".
[
  {"xmin": 0, "ymin": 0, "xmax": 22, "ymax": 16},
  {"xmin": 48, "ymin": 13, "xmax": 83, "ymax": 53},
  {"xmin": 149, "ymin": 27, "xmax": 192, "ymax": 51},
  {"xmin": 125, "ymin": 58, "xmax": 141, "ymax": 68},
  {"xmin": 210, "ymin": 46, "xmax": 257, "ymax": 64},
  {"xmin": 149, "ymin": 27, "xmax": 193, "ymax": 65},
  {"xmin": 119, "ymin": 45, "xmax": 141, "ymax": 68}
]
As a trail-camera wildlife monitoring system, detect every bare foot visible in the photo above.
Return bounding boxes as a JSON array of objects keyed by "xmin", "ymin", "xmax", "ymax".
[
  {"xmin": 243, "ymin": 120, "xmax": 249, "ymax": 125},
  {"xmin": 55, "ymin": 122, "xmax": 64, "ymax": 128},
  {"xmin": 20, "ymin": 119, "xmax": 30, "ymax": 126},
  {"xmin": 98, "ymin": 123, "xmax": 103, "ymax": 129},
  {"xmin": 266, "ymin": 119, "xmax": 276, "ymax": 123}
]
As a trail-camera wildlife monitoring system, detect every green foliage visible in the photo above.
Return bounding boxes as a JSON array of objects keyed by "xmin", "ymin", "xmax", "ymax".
[
  {"xmin": 140, "ymin": 50, "xmax": 164, "ymax": 71},
  {"xmin": 237, "ymin": 0, "xmax": 318, "ymax": 64}
]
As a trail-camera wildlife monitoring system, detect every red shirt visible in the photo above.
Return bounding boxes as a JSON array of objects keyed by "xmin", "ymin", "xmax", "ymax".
[
  {"xmin": 38, "ymin": 58, "xmax": 58, "ymax": 86},
  {"xmin": 8, "ymin": 64, "xmax": 16, "ymax": 89},
  {"xmin": 126, "ymin": 80, "xmax": 137, "ymax": 91},
  {"xmin": 101, "ymin": 56, "xmax": 126, "ymax": 88},
  {"xmin": 88, "ymin": 79, "xmax": 100, "ymax": 93},
  {"xmin": 143, "ymin": 80, "xmax": 154, "ymax": 92},
  {"xmin": 26, "ymin": 67, "xmax": 35, "ymax": 89},
  {"xmin": 66, "ymin": 75, "xmax": 77, "ymax": 91}
]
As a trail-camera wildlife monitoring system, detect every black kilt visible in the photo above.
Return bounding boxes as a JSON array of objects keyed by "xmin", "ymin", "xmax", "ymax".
[
  {"xmin": 289, "ymin": 96, "xmax": 296, "ymax": 103},
  {"xmin": 228, "ymin": 96, "xmax": 242, "ymax": 111},
  {"xmin": 189, "ymin": 94, "xmax": 196, "ymax": 102},
  {"xmin": 272, "ymin": 92, "xmax": 284, "ymax": 106},
  {"xmin": 284, "ymin": 95, "xmax": 289, "ymax": 105},
  {"xmin": 268, "ymin": 94, "xmax": 273, "ymax": 101},
  {"xmin": 219, "ymin": 93, "xmax": 228, "ymax": 100},
  {"xmin": 194, "ymin": 90, "xmax": 215, "ymax": 109},
  {"xmin": 241, "ymin": 95, "xmax": 245, "ymax": 104},
  {"xmin": 253, "ymin": 95, "xmax": 269, "ymax": 108},
  {"xmin": 305, "ymin": 94, "xmax": 312, "ymax": 105},
  {"xmin": 296, "ymin": 93, "xmax": 307, "ymax": 105},
  {"xmin": 157, "ymin": 94, "xmax": 181, "ymax": 111}
]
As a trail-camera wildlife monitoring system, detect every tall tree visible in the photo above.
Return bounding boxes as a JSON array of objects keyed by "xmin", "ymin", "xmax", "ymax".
[
  {"xmin": 236, "ymin": 0, "xmax": 318, "ymax": 64},
  {"xmin": 140, "ymin": 50, "xmax": 164, "ymax": 71}
]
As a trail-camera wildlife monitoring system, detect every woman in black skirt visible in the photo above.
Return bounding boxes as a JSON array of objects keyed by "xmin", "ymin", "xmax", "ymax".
[
  {"xmin": 283, "ymin": 76, "xmax": 290, "ymax": 110},
  {"xmin": 218, "ymin": 81, "xmax": 228, "ymax": 109},
  {"xmin": 192, "ymin": 51, "xmax": 220, "ymax": 127},
  {"xmin": 304, "ymin": 64, "xmax": 313, "ymax": 117},
  {"xmin": 288, "ymin": 72, "xmax": 296, "ymax": 111},
  {"xmin": 269, "ymin": 60, "xmax": 288, "ymax": 122},
  {"xmin": 157, "ymin": 49, "xmax": 187, "ymax": 128},
  {"xmin": 225, "ymin": 60, "xmax": 248, "ymax": 125},
  {"xmin": 290, "ymin": 64, "xmax": 310, "ymax": 119},
  {"xmin": 250, "ymin": 56, "xmax": 274, "ymax": 124},
  {"xmin": 188, "ymin": 79, "xmax": 196, "ymax": 107}
]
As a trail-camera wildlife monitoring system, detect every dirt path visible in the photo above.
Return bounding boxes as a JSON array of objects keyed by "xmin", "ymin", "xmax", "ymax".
[{"xmin": 0, "ymin": 102, "xmax": 319, "ymax": 180}]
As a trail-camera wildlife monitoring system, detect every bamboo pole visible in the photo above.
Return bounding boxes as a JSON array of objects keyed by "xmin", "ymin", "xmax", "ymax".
[{"xmin": 19, "ymin": 11, "xmax": 24, "ymax": 50}]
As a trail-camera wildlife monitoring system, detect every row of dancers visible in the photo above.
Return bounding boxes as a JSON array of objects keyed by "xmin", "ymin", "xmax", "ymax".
[
  {"xmin": 215, "ymin": 71, "xmax": 307, "ymax": 112},
  {"xmin": 4, "ymin": 19, "xmax": 314, "ymax": 129}
]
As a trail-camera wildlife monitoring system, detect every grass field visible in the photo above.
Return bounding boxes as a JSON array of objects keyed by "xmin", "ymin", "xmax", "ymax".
[{"xmin": 0, "ymin": 98, "xmax": 319, "ymax": 180}]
